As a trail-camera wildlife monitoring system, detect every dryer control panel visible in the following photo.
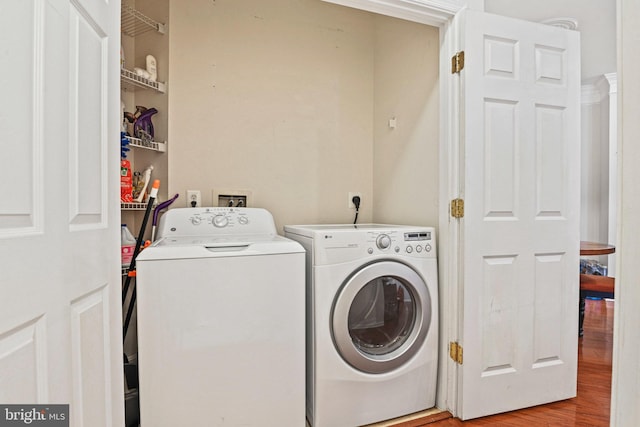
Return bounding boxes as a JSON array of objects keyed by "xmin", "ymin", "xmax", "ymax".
[
  {"xmin": 402, "ymin": 231, "xmax": 433, "ymax": 255},
  {"xmin": 157, "ymin": 207, "xmax": 277, "ymax": 238},
  {"xmin": 283, "ymin": 224, "xmax": 437, "ymax": 265},
  {"xmin": 365, "ymin": 230, "xmax": 433, "ymax": 257}
]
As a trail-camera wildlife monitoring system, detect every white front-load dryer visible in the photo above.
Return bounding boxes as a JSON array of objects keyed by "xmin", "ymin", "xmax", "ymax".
[{"xmin": 284, "ymin": 224, "xmax": 438, "ymax": 427}]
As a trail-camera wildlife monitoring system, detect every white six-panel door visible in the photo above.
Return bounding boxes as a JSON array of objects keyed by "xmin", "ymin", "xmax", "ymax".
[
  {"xmin": 458, "ymin": 10, "xmax": 581, "ymax": 420},
  {"xmin": 0, "ymin": 0, "xmax": 123, "ymax": 426}
]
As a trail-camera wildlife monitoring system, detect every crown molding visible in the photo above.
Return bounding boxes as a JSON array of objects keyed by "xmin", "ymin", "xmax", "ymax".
[{"xmin": 320, "ymin": 0, "xmax": 464, "ymax": 26}]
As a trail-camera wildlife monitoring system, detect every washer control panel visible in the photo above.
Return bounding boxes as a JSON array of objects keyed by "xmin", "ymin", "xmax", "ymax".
[{"xmin": 157, "ymin": 207, "xmax": 277, "ymax": 238}]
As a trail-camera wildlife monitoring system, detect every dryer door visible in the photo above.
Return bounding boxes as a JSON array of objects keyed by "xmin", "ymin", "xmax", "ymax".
[{"xmin": 332, "ymin": 261, "xmax": 432, "ymax": 374}]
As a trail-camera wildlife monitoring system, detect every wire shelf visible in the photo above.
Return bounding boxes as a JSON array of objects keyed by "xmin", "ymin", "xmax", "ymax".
[
  {"xmin": 121, "ymin": 4, "xmax": 166, "ymax": 37},
  {"xmin": 121, "ymin": 202, "xmax": 156, "ymax": 210},
  {"xmin": 121, "ymin": 68, "xmax": 166, "ymax": 93},
  {"xmin": 127, "ymin": 135, "xmax": 167, "ymax": 153}
]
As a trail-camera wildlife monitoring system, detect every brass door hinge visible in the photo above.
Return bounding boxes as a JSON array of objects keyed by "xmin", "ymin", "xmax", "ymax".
[
  {"xmin": 451, "ymin": 198, "xmax": 464, "ymax": 219},
  {"xmin": 451, "ymin": 51, "xmax": 465, "ymax": 74},
  {"xmin": 450, "ymin": 341, "xmax": 463, "ymax": 364}
]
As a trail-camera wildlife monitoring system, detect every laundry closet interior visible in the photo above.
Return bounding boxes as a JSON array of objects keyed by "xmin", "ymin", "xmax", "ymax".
[
  {"xmin": 121, "ymin": 0, "xmax": 445, "ymax": 423},
  {"xmin": 120, "ymin": 0, "xmax": 442, "ymax": 368}
]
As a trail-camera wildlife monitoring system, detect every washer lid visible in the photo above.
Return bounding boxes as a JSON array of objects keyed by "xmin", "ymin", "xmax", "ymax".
[{"xmin": 136, "ymin": 234, "xmax": 304, "ymax": 261}]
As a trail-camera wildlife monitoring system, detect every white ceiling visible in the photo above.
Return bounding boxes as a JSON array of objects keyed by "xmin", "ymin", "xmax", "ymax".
[{"xmin": 485, "ymin": 0, "xmax": 616, "ymax": 81}]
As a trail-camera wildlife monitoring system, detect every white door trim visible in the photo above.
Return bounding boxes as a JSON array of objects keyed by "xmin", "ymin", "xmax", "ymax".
[{"xmin": 320, "ymin": 0, "xmax": 463, "ymax": 26}]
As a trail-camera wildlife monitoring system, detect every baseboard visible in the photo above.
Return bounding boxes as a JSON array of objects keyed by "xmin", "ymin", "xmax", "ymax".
[{"xmin": 364, "ymin": 408, "xmax": 452, "ymax": 426}]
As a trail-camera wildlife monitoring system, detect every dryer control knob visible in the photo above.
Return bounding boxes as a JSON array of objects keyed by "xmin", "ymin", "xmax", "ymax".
[
  {"xmin": 376, "ymin": 234, "xmax": 391, "ymax": 250},
  {"xmin": 212, "ymin": 214, "xmax": 229, "ymax": 228}
]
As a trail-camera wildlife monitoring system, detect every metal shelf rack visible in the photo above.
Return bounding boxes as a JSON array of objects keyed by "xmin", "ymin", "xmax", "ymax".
[
  {"xmin": 121, "ymin": 68, "xmax": 166, "ymax": 93},
  {"xmin": 121, "ymin": 4, "xmax": 166, "ymax": 37},
  {"xmin": 126, "ymin": 135, "xmax": 167, "ymax": 153}
]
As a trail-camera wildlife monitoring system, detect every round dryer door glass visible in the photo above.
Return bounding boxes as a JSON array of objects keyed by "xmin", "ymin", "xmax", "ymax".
[
  {"xmin": 332, "ymin": 261, "xmax": 432, "ymax": 374},
  {"xmin": 348, "ymin": 277, "xmax": 416, "ymax": 356}
]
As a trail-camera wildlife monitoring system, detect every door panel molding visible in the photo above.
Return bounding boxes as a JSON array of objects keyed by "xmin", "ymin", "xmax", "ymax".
[
  {"xmin": 68, "ymin": 5, "xmax": 107, "ymax": 229},
  {"xmin": 0, "ymin": 315, "xmax": 48, "ymax": 403},
  {"xmin": 0, "ymin": 0, "xmax": 44, "ymax": 237},
  {"xmin": 71, "ymin": 285, "xmax": 111, "ymax": 427}
]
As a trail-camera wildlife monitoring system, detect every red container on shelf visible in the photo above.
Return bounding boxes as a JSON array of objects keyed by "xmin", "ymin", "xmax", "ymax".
[{"xmin": 120, "ymin": 159, "xmax": 133, "ymax": 203}]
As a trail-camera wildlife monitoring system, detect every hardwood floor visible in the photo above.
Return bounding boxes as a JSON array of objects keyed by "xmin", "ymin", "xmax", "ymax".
[{"xmin": 423, "ymin": 298, "xmax": 614, "ymax": 426}]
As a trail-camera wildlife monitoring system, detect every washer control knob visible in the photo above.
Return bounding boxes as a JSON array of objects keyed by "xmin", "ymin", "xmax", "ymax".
[
  {"xmin": 425, "ymin": 244, "xmax": 432, "ymax": 252},
  {"xmin": 237, "ymin": 216, "xmax": 249, "ymax": 225},
  {"xmin": 416, "ymin": 245, "xmax": 423, "ymax": 253},
  {"xmin": 406, "ymin": 246, "xmax": 413, "ymax": 253},
  {"xmin": 367, "ymin": 248, "xmax": 374, "ymax": 254},
  {"xmin": 395, "ymin": 246, "xmax": 400, "ymax": 253},
  {"xmin": 212, "ymin": 214, "xmax": 229, "ymax": 228},
  {"xmin": 376, "ymin": 234, "xmax": 391, "ymax": 250},
  {"xmin": 190, "ymin": 217, "xmax": 202, "ymax": 225}
]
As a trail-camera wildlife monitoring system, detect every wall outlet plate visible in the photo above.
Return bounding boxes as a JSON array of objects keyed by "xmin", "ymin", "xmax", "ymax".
[
  {"xmin": 186, "ymin": 190, "xmax": 201, "ymax": 207},
  {"xmin": 348, "ymin": 192, "xmax": 362, "ymax": 209}
]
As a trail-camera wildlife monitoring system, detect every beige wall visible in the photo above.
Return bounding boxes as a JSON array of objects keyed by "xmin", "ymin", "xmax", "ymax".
[
  {"xmin": 372, "ymin": 16, "xmax": 439, "ymax": 226},
  {"xmin": 168, "ymin": 0, "xmax": 439, "ymax": 232}
]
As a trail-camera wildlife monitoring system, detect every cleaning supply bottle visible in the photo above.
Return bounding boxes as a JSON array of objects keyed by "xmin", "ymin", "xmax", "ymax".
[
  {"xmin": 134, "ymin": 165, "xmax": 154, "ymax": 203},
  {"xmin": 121, "ymin": 224, "xmax": 136, "ymax": 267},
  {"xmin": 120, "ymin": 159, "xmax": 133, "ymax": 202},
  {"xmin": 146, "ymin": 54, "xmax": 157, "ymax": 82}
]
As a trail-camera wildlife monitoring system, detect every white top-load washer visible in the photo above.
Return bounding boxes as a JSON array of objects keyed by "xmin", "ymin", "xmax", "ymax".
[
  {"xmin": 284, "ymin": 224, "xmax": 439, "ymax": 427},
  {"xmin": 136, "ymin": 208, "xmax": 305, "ymax": 427}
]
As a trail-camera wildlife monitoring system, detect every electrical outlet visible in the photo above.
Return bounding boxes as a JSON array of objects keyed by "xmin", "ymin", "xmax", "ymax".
[
  {"xmin": 186, "ymin": 190, "xmax": 201, "ymax": 208},
  {"xmin": 348, "ymin": 192, "xmax": 362, "ymax": 209}
]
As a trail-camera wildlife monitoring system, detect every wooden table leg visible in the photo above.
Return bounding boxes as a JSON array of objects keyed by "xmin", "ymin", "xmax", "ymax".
[{"xmin": 579, "ymin": 292, "xmax": 586, "ymax": 337}]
